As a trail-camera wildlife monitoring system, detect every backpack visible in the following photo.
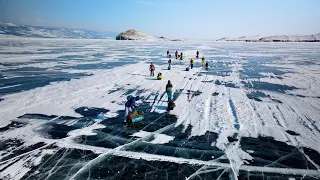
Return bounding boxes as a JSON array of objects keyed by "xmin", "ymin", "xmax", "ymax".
[
  {"xmin": 168, "ymin": 101, "xmax": 175, "ymax": 110},
  {"xmin": 127, "ymin": 95, "xmax": 133, "ymax": 100}
]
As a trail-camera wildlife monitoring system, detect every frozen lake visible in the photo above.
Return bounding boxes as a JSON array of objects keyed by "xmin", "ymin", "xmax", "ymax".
[{"xmin": 0, "ymin": 38, "xmax": 320, "ymax": 179}]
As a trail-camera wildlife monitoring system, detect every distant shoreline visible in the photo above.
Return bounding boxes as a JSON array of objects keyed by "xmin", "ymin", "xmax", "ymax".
[
  {"xmin": 1, "ymin": 34, "xmax": 320, "ymax": 42},
  {"xmin": 217, "ymin": 34, "xmax": 320, "ymax": 42},
  {"xmin": 217, "ymin": 40, "xmax": 320, "ymax": 42}
]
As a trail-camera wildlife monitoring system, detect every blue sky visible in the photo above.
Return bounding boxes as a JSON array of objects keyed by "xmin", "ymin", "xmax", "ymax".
[{"xmin": 0, "ymin": 0, "xmax": 319, "ymax": 39}]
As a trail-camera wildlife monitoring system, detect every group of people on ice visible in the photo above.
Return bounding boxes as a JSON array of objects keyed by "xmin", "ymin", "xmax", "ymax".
[
  {"xmin": 124, "ymin": 50, "xmax": 208, "ymax": 124},
  {"xmin": 168, "ymin": 50, "xmax": 184, "ymax": 60},
  {"xmin": 124, "ymin": 79, "xmax": 174, "ymax": 123},
  {"xmin": 166, "ymin": 50, "xmax": 209, "ymax": 70},
  {"xmin": 186, "ymin": 52, "xmax": 209, "ymax": 71},
  {"xmin": 188, "ymin": 56, "xmax": 208, "ymax": 70}
]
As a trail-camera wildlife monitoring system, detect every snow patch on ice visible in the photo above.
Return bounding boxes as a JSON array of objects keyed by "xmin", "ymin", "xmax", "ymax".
[
  {"xmin": 149, "ymin": 134, "xmax": 174, "ymax": 144},
  {"xmin": 67, "ymin": 123, "xmax": 106, "ymax": 137},
  {"xmin": 131, "ymin": 131, "xmax": 174, "ymax": 144}
]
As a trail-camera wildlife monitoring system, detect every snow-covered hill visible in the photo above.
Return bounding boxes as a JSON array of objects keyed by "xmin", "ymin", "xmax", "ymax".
[
  {"xmin": 261, "ymin": 34, "xmax": 320, "ymax": 42},
  {"xmin": 0, "ymin": 21, "xmax": 116, "ymax": 39},
  {"xmin": 218, "ymin": 34, "xmax": 320, "ymax": 42}
]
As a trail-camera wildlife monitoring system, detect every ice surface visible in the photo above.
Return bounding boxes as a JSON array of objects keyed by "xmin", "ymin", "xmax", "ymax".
[{"xmin": 0, "ymin": 38, "xmax": 320, "ymax": 179}]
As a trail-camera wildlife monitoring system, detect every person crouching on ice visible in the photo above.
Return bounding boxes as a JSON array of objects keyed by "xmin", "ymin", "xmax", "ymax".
[
  {"xmin": 202, "ymin": 56, "xmax": 205, "ymax": 66},
  {"xmin": 124, "ymin": 95, "xmax": 140, "ymax": 122},
  {"xmin": 166, "ymin": 80, "xmax": 173, "ymax": 102},
  {"xmin": 157, "ymin": 72, "xmax": 162, "ymax": 80}
]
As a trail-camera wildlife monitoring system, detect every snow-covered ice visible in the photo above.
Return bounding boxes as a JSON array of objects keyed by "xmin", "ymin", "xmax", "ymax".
[{"xmin": 0, "ymin": 38, "xmax": 320, "ymax": 179}]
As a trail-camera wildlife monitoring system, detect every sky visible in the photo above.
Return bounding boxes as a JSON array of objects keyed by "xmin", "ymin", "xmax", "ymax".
[{"xmin": 0, "ymin": 0, "xmax": 319, "ymax": 39}]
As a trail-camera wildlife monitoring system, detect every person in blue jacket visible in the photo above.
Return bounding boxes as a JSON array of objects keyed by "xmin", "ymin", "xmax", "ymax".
[{"xmin": 124, "ymin": 95, "xmax": 140, "ymax": 122}]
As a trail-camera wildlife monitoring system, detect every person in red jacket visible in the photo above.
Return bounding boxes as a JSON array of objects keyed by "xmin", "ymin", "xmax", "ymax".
[
  {"xmin": 175, "ymin": 51, "xmax": 178, "ymax": 59},
  {"xmin": 149, "ymin": 62, "xmax": 155, "ymax": 76}
]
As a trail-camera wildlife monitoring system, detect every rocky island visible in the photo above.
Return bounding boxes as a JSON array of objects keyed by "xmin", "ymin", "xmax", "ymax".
[{"xmin": 116, "ymin": 29, "xmax": 182, "ymax": 41}]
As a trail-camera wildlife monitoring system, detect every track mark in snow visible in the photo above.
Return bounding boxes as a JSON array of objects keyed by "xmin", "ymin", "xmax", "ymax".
[
  {"xmin": 305, "ymin": 116, "xmax": 320, "ymax": 134},
  {"xmin": 148, "ymin": 92, "xmax": 159, "ymax": 112},
  {"xmin": 228, "ymin": 99, "xmax": 240, "ymax": 131},
  {"xmin": 288, "ymin": 106, "xmax": 315, "ymax": 134},
  {"xmin": 204, "ymin": 96, "xmax": 211, "ymax": 132},
  {"xmin": 157, "ymin": 92, "xmax": 166, "ymax": 104}
]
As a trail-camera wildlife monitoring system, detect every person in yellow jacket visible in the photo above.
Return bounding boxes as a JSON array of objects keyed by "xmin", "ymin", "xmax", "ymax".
[
  {"xmin": 190, "ymin": 58, "xmax": 194, "ymax": 69},
  {"xmin": 201, "ymin": 56, "xmax": 205, "ymax": 66}
]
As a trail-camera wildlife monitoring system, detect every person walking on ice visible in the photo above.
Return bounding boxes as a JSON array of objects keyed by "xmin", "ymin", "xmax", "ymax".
[
  {"xmin": 166, "ymin": 80, "xmax": 173, "ymax": 102},
  {"xmin": 175, "ymin": 51, "xmax": 178, "ymax": 59},
  {"xmin": 167, "ymin": 50, "xmax": 169, "ymax": 57},
  {"xmin": 190, "ymin": 58, "xmax": 194, "ymax": 69},
  {"xmin": 149, "ymin": 62, "xmax": 155, "ymax": 76},
  {"xmin": 168, "ymin": 59, "xmax": 172, "ymax": 70},
  {"xmin": 196, "ymin": 51, "xmax": 199, "ymax": 59}
]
